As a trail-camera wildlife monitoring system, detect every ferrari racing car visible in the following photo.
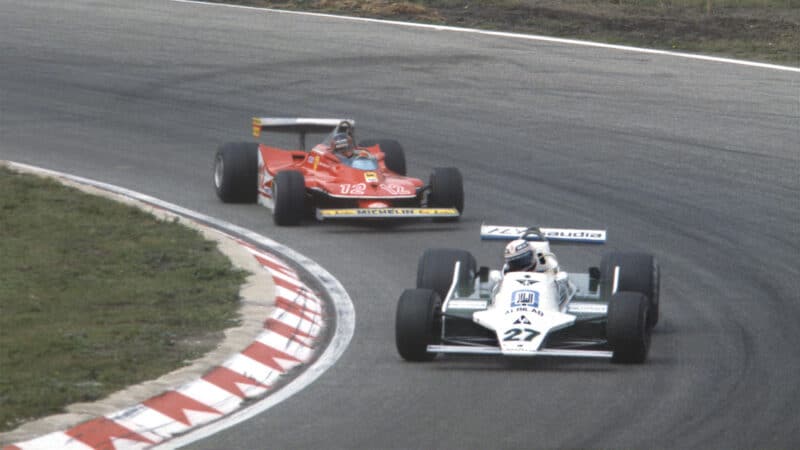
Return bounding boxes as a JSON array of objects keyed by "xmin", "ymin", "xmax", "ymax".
[
  {"xmin": 395, "ymin": 225, "xmax": 661, "ymax": 363},
  {"xmin": 213, "ymin": 118, "xmax": 464, "ymax": 225}
]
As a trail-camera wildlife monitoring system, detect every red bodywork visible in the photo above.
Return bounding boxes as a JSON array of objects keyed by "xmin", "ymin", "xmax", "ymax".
[{"xmin": 257, "ymin": 143, "xmax": 423, "ymax": 209}]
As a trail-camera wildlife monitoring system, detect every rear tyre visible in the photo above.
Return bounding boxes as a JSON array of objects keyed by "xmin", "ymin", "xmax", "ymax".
[
  {"xmin": 213, "ymin": 142, "xmax": 258, "ymax": 203},
  {"xmin": 428, "ymin": 167, "xmax": 464, "ymax": 221},
  {"xmin": 607, "ymin": 292, "xmax": 651, "ymax": 364},
  {"xmin": 360, "ymin": 139, "xmax": 406, "ymax": 176},
  {"xmin": 600, "ymin": 252, "xmax": 660, "ymax": 328},
  {"xmin": 396, "ymin": 288, "xmax": 441, "ymax": 362},
  {"xmin": 273, "ymin": 170, "xmax": 306, "ymax": 226},
  {"xmin": 416, "ymin": 248, "xmax": 477, "ymax": 299}
]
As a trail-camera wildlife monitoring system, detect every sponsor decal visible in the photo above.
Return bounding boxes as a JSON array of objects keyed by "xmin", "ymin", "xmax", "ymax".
[
  {"xmin": 567, "ymin": 303, "xmax": 608, "ymax": 314},
  {"xmin": 364, "ymin": 172, "xmax": 378, "ymax": 183},
  {"xmin": 257, "ymin": 160, "xmax": 273, "ymax": 198},
  {"xmin": 486, "ymin": 226, "xmax": 527, "ymax": 236},
  {"xmin": 507, "ymin": 307, "xmax": 543, "ymax": 317},
  {"xmin": 322, "ymin": 210, "xmax": 357, "ymax": 217},
  {"xmin": 317, "ymin": 208, "xmax": 458, "ymax": 218},
  {"xmin": 511, "ymin": 290, "xmax": 539, "ymax": 308},
  {"xmin": 379, "ymin": 183, "xmax": 411, "ymax": 195},
  {"xmin": 357, "ymin": 208, "xmax": 414, "ymax": 216},
  {"xmin": 252, "ymin": 118, "xmax": 261, "ymax": 137},
  {"xmin": 542, "ymin": 229, "xmax": 605, "ymax": 240},
  {"xmin": 513, "ymin": 315, "xmax": 531, "ymax": 325},
  {"xmin": 448, "ymin": 300, "xmax": 488, "ymax": 310},
  {"xmin": 516, "ymin": 278, "xmax": 538, "ymax": 286}
]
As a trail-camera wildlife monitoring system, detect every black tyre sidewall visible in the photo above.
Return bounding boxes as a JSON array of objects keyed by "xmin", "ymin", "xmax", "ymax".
[
  {"xmin": 214, "ymin": 142, "xmax": 258, "ymax": 203},
  {"xmin": 273, "ymin": 170, "xmax": 305, "ymax": 226},
  {"xmin": 607, "ymin": 291, "xmax": 651, "ymax": 364},
  {"xmin": 428, "ymin": 167, "xmax": 464, "ymax": 215},
  {"xmin": 360, "ymin": 139, "xmax": 406, "ymax": 176},
  {"xmin": 600, "ymin": 252, "xmax": 659, "ymax": 327},
  {"xmin": 396, "ymin": 288, "xmax": 441, "ymax": 361},
  {"xmin": 416, "ymin": 248, "xmax": 477, "ymax": 299}
]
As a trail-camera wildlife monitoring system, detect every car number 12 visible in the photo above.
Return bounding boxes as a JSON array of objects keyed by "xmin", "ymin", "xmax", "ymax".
[{"xmin": 339, "ymin": 183, "xmax": 366, "ymax": 195}]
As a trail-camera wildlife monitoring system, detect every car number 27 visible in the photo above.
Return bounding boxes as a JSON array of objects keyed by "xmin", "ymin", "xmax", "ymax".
[{"xmin": 503, "ymin": 328, "xmax": 537, "ymax": 341}]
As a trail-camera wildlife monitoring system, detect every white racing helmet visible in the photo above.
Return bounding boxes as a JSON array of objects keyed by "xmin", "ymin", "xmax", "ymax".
[{"xmin": 504, "ymin": 239, "xmax": 536, "ymax": 272}]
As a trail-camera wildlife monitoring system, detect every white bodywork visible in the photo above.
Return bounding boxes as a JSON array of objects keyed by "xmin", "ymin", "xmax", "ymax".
[
  {"xmin": 473, "ymin": 271, "xmax": 575, "ymax": 355},
  {"xmin": 430, "ymin": 267, "xmax": 611, "ymax": 358}
]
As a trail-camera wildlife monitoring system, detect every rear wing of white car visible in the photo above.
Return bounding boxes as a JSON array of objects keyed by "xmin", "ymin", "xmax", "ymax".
[
  {"xmin": 480, "ymin": 224, "xmax": 606, "ymax": 243},
  {"xmin": 251, "ymin": 117, "xmax": 355, "ymax": 149}
]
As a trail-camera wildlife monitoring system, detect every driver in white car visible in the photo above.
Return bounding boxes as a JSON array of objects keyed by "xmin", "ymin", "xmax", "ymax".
[{"xmin": 503, "ymin": 239, "xmax": 559, "ymax": 273}]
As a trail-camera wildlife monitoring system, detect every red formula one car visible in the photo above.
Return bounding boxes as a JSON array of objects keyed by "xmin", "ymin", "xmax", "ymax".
[{"xmin": 213, "ymin": 118, "xmax": 464, "ymax": 225}]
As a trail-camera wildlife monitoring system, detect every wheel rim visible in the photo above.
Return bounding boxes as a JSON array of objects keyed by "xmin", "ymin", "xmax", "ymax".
[{"xmin": 214, "ymin": 157, "xmax": 224, "ymax": 188}]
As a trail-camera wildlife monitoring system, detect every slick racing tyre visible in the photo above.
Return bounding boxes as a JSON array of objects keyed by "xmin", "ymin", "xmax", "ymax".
[
  {"xmin": 607, "ymin": 291, "xmax": 651, "ymax": 364},
  {"xmin": 396, "ymin": 288, "xmax": 441, "ymax": 362},
  {"xmin": 360, "ymin": 139, "xmax": 406, "ymax": 176},
  {"xmin": 213, "ymin": 142, "xmax": 258, "ymax": 203},
  {"xmin": 272, "ymin": 170, "xmax": 305, "ymax": 226},
  {"xmin": 416, "ymin": 248, "xmax": 477, "ymax": 299},
  {"xmin": 600, "ymin": 252, "xmax": 660, "ymax": 328},
  {"xmin": 428, "ymin": 167, "xmax": 464, "ymax": 221}
]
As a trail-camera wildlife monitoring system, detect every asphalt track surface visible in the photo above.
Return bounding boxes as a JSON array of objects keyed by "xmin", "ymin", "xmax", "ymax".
[{"xmin": 2, "ymin": 1, "xmax": 798, "ymax": 448}]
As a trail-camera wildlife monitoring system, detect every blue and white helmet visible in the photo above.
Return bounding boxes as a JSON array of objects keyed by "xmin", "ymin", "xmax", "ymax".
[{"xmin": 504, "ymin": 239, "xmax": 536, "ymax": 272}]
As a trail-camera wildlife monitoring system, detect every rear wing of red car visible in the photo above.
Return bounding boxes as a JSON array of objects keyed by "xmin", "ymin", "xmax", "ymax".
[{"xmin": 252, "ymin": 117, "xmax": 354, "ymax": 149}]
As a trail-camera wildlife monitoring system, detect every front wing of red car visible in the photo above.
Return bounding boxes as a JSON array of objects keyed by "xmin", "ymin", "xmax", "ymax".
[{"xmin": 316, "ymin": 207, "xmax": 459, "ymax": 220}]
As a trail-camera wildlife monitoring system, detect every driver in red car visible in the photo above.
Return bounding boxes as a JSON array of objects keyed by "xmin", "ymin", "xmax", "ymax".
[{"xmin": 332, "ymin": 132, "xmax": 355, "ymax": 160}]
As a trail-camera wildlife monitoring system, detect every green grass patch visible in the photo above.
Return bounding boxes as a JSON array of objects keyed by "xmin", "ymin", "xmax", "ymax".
[
  {"xmin": 0, "ymin": 167, "xmax": 246, "ymax": 432},
  {"xmin": 219, "ymin": 0, "xmax": 800, "ymax": 65}
]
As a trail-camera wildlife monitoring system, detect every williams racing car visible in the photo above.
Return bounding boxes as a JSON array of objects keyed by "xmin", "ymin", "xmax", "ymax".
[
  {"xmin": 395, "ymin": 225, "xmax": 660, "ymax": 363},
  {"xmin": 213, "ymin": 118, "xmax": 463, "ymax": 225}
]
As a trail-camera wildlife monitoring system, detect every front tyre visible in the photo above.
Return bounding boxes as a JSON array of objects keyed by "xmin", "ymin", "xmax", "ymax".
[
  {"xmin": 396, "ymin": 288, "xmax": 441, "ymax": 362},
  {"xmin": 272, "ymin": 170, "xmax": 306, "ymax": 226},
  {"xmin": 213, "ymin": 142, "xmax": 258, "ymax": 203},
  {"xmin": 416, "ymin": 248, "xmax": 477, "ymax": 299},
  {"xmin": 600, "ymin": 252, "xmax": 660, "ymax": 328},
  {"xmin": 607, "ymin": 291, "xmax": 651, "ymax": 364},
  {"xmin": 428, "ymin": 167, "xmax": 464, "ymax": 221},
  {"xmin": 360, "ymin": 139, "xmax": 406, "ymax": 176}
]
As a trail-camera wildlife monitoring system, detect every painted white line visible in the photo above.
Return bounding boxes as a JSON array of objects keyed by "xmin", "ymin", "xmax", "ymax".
[
  {"xmin": 171, "ymin": 0, "xmax": 800, "ymax": 73},
  {"xmin": 3, "ymin": 161, "xmax": 355, "ymax": 449}
]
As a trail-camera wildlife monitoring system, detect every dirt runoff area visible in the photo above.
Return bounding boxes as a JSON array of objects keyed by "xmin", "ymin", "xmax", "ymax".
[{"xmin": 215, "ymin": 0, "xmax": 799, "ymax": 66}]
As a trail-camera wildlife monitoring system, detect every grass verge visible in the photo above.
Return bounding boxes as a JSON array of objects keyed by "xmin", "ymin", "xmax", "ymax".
[
  {"xmin": 215, "ymin": 0, "xmax": 799, "ymax": 66},
  {"xmin": 0, "ymin": 167, "xmax": 246, "ymax": 432}
]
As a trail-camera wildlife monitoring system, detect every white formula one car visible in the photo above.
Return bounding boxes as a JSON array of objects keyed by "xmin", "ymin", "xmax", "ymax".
[{"xmin": 395, "ymin": 225, "xmax": 660, "ymax": 363}]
